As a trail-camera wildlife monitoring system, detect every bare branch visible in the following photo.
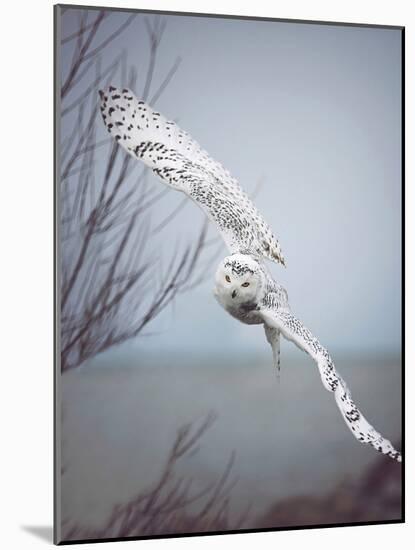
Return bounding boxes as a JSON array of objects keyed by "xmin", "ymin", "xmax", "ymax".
[
  {"xmin": 149, "ymin": 56, "xmax": 182, "ymax": 106},
  {"xmin": 59, "ymin": 14, "xmax": 222, "ymax": 370},
  {"xmin": 82, "ymin": 14, "xmax": 136, "ymax": 64},
  {"xmin": 61, "ymin": 12, "xmax": 110, "ymax": 45},
  {"xmin": 62, "ymin": 414, "xmax": 248, "ymax": 539},
  {"xmin": 61, "ymin": 10, "xmax": 106, "ymax": 98}
]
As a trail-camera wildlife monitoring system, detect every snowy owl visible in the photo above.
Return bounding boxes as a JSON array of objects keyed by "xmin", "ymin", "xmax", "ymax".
[{"xmin": 99, "ymin": 87, "xmax": 401, "ymax": 463}]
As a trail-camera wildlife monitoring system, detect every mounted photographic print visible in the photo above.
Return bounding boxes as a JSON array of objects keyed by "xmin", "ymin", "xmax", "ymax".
[{"xmin": 54, "ymin": 4, "xmax": 404, "ymax": 545}]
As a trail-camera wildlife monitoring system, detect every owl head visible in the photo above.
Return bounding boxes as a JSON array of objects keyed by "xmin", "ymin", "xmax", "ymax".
[{"xmin": 214, "ymin": 253, "xmax": 264, "ymax": 307}]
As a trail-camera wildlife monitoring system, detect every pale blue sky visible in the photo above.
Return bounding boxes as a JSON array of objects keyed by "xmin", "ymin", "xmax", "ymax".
[{"xmin": 61, "ymin": 10, "xmax": 402, "ymax": 357}]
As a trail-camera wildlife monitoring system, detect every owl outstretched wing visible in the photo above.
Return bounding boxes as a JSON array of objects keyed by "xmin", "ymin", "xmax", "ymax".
[
  {"xmin": 260, "ymin": 305, "xmax": 401, "ymax": 462},
  {"xmin": 99, "ymin": 87, "xmax": 285, "ymax": 266}
]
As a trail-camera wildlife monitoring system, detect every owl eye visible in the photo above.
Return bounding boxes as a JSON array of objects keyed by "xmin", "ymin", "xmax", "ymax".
[
  {"xmin": 225, "ymin": 275, "xmax": 231, "ymax": 283},
  {"xmin": 241, "ymin": 282, "xmax": 250, "ymax": 287}
]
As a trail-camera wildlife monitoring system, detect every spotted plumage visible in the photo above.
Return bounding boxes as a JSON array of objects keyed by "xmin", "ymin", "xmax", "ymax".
[
  {"xmin": 214, "ymin": 254, "xmax": 401, "ymax": 463},
  {"xmin": 100, "ymin": 87, "xmax": 401, "ymax": 464},
  {"xmin": 99, "ymin": 87, "xmax": 285, "ymax": 265}
]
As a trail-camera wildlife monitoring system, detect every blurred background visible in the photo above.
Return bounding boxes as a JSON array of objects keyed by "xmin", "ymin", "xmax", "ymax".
[{"xmin": 58, "ymin": 7, "xmax": 402, "ymax": 541}]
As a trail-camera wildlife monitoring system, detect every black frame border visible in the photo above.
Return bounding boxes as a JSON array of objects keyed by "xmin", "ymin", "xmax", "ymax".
[{"xmin": 53, "ymin": 3, "xmax": 405, "ymax": 545}]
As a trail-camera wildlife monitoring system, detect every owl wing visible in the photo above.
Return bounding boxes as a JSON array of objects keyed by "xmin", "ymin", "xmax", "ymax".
[
  {"xmin": 259, "ymin": 305, "xmax": 401, "ymax": 462},
  {"xmin": 99, "ymin": 87, "xmax": 285, "ymax": 265}
]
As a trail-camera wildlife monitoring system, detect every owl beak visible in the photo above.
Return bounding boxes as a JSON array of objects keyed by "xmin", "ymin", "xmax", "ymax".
[{"xmin": 231, "ymin": 289, "xmax": 237, "ymax": 299}]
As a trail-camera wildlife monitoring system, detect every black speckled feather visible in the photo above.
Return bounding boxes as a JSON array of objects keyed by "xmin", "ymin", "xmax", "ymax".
[{"xmin": 99, "ymin": 87, "xmax": 285, "ymax": 265}]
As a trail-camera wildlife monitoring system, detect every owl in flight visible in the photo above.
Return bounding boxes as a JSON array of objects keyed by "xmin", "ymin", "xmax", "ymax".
[{"xmin": 99, "ymin": 87, "xmax": 401, "ymax": 463}]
